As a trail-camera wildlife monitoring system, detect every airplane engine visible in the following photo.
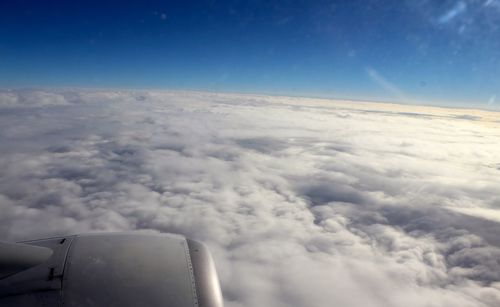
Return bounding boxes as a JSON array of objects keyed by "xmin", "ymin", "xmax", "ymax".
[{"xmin": 0, "ymin": 233, "xmax": 224, "ymax": 307}]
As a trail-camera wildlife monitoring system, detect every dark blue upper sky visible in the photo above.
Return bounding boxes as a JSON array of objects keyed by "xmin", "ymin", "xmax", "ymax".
[{"xmin": 1, "ymin": 0, "xmax": 499, "ymax": 107}]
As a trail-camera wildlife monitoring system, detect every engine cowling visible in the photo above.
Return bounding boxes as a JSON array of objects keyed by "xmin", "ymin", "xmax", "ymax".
[{"xmin": 0, "ymin": 232, "xmax": 224, "ymax": 307}]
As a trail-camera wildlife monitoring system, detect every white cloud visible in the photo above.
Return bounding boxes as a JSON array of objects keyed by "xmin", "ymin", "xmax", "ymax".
[
  {"xmin": 438, "ymin": 1, "xmax": 467, "ymax": 24},
  {"xmin": 366, "ymin": 67, "xmax": 409, "ymax": 102},
  {"xmin": 0, "ymin": 89, "xmax": 499, "ymax": 306}
]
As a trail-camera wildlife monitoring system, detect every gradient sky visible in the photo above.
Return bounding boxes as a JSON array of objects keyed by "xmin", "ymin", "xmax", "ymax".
[{"xmin": 1, "ymin": 0, "xmax": 499, "ymax": 107}]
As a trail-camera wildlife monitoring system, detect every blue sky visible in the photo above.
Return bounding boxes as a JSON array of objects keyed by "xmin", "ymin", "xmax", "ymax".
[{"xmin": 1, "ymin": 0, "xmax": 499, "ymax": 107}]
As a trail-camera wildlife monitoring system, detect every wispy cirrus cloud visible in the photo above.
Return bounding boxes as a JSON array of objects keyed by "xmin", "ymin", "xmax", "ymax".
[
  {"xmin": 438, "ymin": 1, "xmax": 467, "ymax": 24},
  {"xmin": 366, "ymin": 67, "xmax": 410, "ymax": 102}
]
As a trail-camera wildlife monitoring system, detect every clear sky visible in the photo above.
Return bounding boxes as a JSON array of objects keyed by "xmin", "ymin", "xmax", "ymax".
[{"xmin": 1, "ymin": 0, "xmax": 499, "ymax": 107}]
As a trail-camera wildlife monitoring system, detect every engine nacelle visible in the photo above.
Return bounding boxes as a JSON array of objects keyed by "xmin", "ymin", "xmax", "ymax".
[{"xmin": 0, "ymin": 233, "xmax": 224, "ymax": 307}]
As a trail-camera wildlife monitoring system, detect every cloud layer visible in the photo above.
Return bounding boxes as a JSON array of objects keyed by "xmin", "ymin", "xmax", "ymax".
[{"xmin": 1, "ymin": 89, "xmax": 499, "ymax": 306}]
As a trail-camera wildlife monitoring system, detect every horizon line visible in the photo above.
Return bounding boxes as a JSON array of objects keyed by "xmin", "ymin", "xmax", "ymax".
[{"xmin": 1, "ymin": 85, "xmax": 498, "ymax": 113}]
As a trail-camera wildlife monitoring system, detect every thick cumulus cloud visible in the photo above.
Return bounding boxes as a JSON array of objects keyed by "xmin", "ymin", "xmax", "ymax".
[{"xmin": 1, "ymin": 89, "xmax": 500, "ymax": 306}]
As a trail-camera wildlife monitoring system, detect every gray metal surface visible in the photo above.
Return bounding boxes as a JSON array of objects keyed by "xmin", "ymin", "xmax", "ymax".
[
  {"xmin": 0, "ymin": 232, "xmax": 224, "ymax": 307},
  {"xmin": 0, "ymin": 236, "xmax": 73, "ymax": 303},
  {"xmin": 0, "ymin": 290, "xmax": 61, "ymax": 307},
  {"xmin": 0, "ymin": 242, "xmax": 53, "ymax": 279},
  {"xmin": 187, "ymin": 239, "xmax": 224, "ymax": 307},
  {"xmin": 62, "ymin": 233, "xmax": 197, "ymax": 307}
]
